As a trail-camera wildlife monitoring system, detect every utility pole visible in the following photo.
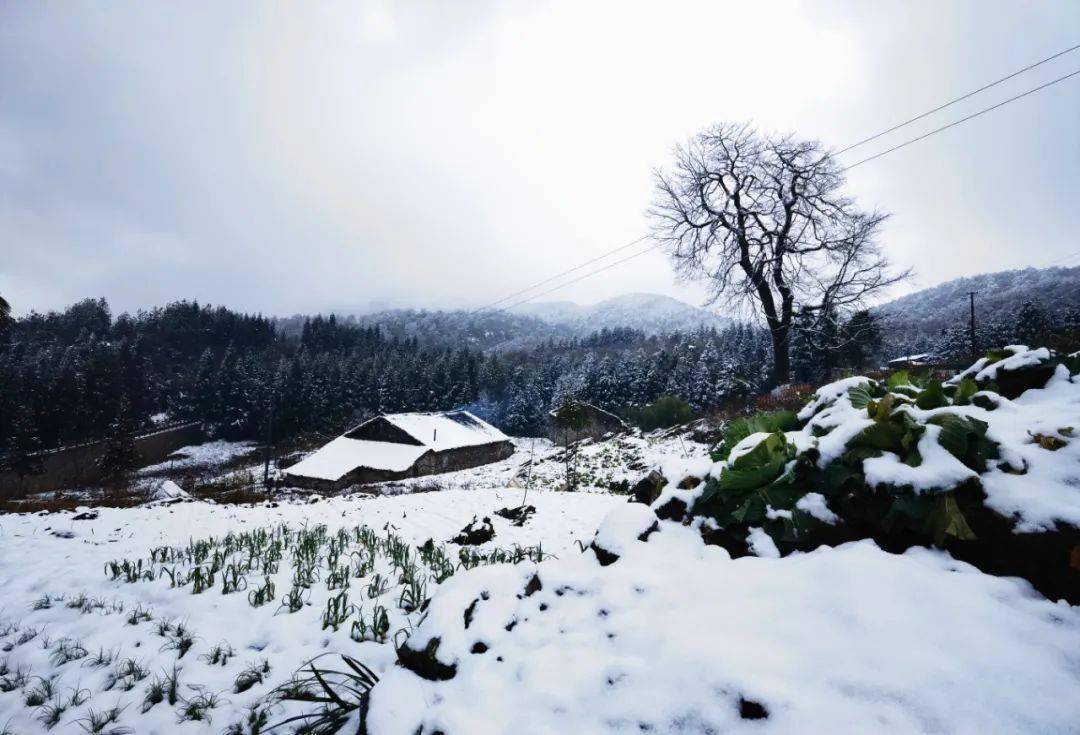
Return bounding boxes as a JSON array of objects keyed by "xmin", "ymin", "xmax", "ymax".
[
  {"xmin": 521, "ymin": 437, "xmax": 535, "ymax": 508},
  {"xmin": 263, "ymin": 397, "xmax": 275, "ymax": 488},
  {"xmin": 967, "ymin": 291, "xmax": 978, "ymax": 362}
]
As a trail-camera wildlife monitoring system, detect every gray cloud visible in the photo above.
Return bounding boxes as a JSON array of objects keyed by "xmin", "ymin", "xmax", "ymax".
[{"xmin": 2, "ymin": 0, "xmax": 1079, "ymax": 317}]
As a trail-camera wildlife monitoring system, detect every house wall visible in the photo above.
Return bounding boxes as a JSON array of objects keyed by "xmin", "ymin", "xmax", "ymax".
[
  {"xmin": 413, "ymin": 441, "xmax": 515, "ymax": 476},
  {"xmin": 547, "ymin": 406, "xmax": 628, "ymax": 444}
]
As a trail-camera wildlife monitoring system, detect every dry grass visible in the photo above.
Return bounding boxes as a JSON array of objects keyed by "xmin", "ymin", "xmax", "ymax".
[
  {"xmin": 754, "ymin": 384, "xmax": 817, "ymax": 413},
  {"xmin": 0, "ymin": 487, "xmax": 152, "ymax": 515}
]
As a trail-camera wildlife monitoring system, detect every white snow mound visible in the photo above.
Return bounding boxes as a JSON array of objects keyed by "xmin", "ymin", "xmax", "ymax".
[
  {"xmin": 592, "ymin": 503, "xmax": 659, "ymax": 559},
  {"xmin": 370, "ymin": 521, "xmax": 1080, "ymax": 734}
]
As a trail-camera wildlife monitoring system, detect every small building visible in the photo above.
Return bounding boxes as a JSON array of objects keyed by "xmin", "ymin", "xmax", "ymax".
[
  {"xmin": 547, "ymin": 402, "xmax": 630, "ymax": 445},
  {"xmin": 884, "ymin": 353, "xmax": 935, "ymax": 370},
  {"xmin": 282, "ymin": 410, "xmax": 513, "ymax": 492}
]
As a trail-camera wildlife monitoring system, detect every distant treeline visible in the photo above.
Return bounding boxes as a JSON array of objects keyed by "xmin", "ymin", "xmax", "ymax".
[
  {"xmin": 0, "ymin": 300, "xmax": 779, "ymax": 460},
  {"xmin": 884, "ymin": 300, "xmax": 1080, "ymax": 363},
  {"xmin": 9, "ymin": 295, "xmax": 1068, "ymax": 467}
]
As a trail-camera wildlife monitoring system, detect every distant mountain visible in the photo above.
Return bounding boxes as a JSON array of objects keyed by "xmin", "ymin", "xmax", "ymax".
[
  {"xmin": 327, "ymin": 293, "xmax": 731, "ymax": 352},
  {"xmin": 513, "ymin": 293, "xmax": 730, "ymax": 336},
  {"xmin": 873, "ymin": 265, "xmax": 1080, "ymax": 354},
  {"xmin": 326, "ymin": 309, "xmax": 572, "ymax": 352},
  {"xmin": 876, "ymin": 266, "xmax": 1080, "ymax": 329}
]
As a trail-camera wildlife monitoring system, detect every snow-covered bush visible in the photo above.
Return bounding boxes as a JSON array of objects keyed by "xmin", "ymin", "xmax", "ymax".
[{"xmin": 656, "ymin": 345, "xmax": 1080, "ymax": 602}]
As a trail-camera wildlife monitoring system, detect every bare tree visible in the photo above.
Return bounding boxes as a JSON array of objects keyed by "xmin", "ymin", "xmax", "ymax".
[{"xmin": 650, "ymin": 122, "xmax": 908, "ymax": 384}]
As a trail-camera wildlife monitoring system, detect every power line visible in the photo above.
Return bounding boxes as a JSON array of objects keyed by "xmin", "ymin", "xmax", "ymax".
[
  {"xmin": 476, "ymin": 46, "xmax": 1078, "ymax": 312},
  {"xmin": 842, "ymin": 67, "xmax": 1080, "ymax": 171},
  {"xmin": 1044, "ymin": 249, "xmax": 1080, "ymax": 267},
  {"xmin": 835, "ymin": 41, "xmax": 1080, "ymax": 156},
  {"xmin": 479, "ymin": 58, "xmax": 1080, "ymax": 313},
  {"xmin": 470, "ymin": 235, "xmax": 649, "ymax": 314},
  {"xmin": 494, "ymin": 242, "xmax": 662, "ymax": 313}
]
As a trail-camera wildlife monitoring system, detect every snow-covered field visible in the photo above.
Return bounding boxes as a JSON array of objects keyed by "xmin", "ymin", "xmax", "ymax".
[
  {"xmin": 2, "ymin": 385, "xmax": 1079, "ymax": 734},
  {"xmin": 0, "ymin": 490, "xmax": 621, "ymax": 733}
]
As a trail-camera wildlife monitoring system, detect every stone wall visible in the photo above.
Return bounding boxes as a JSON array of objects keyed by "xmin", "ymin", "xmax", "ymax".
[
  {"xmin": 0, "ymin": 422, "xmax": 205, "ymax": 497},
  {"xmin": 413, "ymin": 441, "xmax": 515, "ymax": 476}
]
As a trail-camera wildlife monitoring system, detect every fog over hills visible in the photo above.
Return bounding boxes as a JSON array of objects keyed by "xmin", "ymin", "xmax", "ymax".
[
  {"xmin": 310, "ymin": 267, "xmax": 1080, "ymax": 356},
  {"xmin": 511, "ymin": 293, "xmax": 730, "ymax": 335},
  {"xmin": 318, "ymin": 293, "xmax": 729, "ymax": 352}
]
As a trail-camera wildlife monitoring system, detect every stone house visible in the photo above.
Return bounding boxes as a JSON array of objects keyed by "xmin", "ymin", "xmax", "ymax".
[
  {"xmin": 282, "ymin": 410, "xmax": 513, "ymax": 492},
  {"xmin": 547, "ymin": 402, "xmax": 629, "ymax": 445}
]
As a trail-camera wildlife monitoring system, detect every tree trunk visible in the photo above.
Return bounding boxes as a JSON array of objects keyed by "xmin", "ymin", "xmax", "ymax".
[{"xmin": 771, "ymin": 327, "xmax": 791, "ymax": 386}]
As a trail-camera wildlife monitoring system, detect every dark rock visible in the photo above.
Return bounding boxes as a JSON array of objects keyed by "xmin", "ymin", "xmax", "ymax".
[
  {"xmin": 452, "ymin": 516, "xmax": 495, "ymax": 545},
  {"xmin": 654, "ymin": 496, "xmax": 688, "ymax": 522},
  {"xmin": 676, "ymin": 476, "xmax": 701, "ymax": 490},
  {"xmin": 494, "ymin": 505, "xmax": 535, "ymax": 527},
  {"xmin": 637, "ymin": 520, "xmax": 659, "ymax": 543},
  {"xmin": 739, "ymin": 697, "xmax": 768, "ymax": 720},
  {"xmin": 630, "ymin": 471, "xmax": 667, "ymax": 506},
  {"xmin": 470, "ymin": 642, "xmax": 488, "ymax": 654},
  {"xmin": 592, "ymin": 544, "xmax": 620, "ymax": 566},
  {"xmin": 397, "ymin": 637, "xmax": 457, "ymax": 681},
  {"xmin": 590, "ymin": 519, "xmax": 658, "ymax": 567},
  {"xmin": 464, "ymin": 598, "xmax": 479, "ymax": 629},
  {"xmin": 986, "ymin": 362, "xmax": 1057, "ymax": 400}
]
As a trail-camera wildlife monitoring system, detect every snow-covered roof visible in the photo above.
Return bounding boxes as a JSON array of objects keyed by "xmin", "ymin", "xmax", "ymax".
[
  {"xmin": 547, "ymin": 402, "xmax": 627, "ymax": 425},
  {"xmin": 283, "ymin": 436, "xmax": 428, "ymax": 481},
  {"xmin": 378, "ymin": 410, "xmax": 509, "ymax": 452},
  {"xmin": 283, "ymin": 410, "xmax": 508, "ymax": 481},
  {"xmin": 887, "ymin": 353, "xmax": 933, "ymax": 364}
]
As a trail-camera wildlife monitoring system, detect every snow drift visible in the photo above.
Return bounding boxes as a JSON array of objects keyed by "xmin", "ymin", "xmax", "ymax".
[{"xmin": 375, "ymin": 517, "xmax": 1080, "ymax": 734}]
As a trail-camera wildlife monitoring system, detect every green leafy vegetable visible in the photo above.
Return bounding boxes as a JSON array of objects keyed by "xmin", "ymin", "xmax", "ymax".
[
  {"xmin": 847, "ymin": 385, "xmax": 873, "ymax": 409},
  {"xmin": 952, "ymin": 377, "xmax": 979, "ymax": 406},
  {"xmin": 915, "ymin": 380, "xmax": 947, "ymax": 410},
  {"xmin": 713, "ymin": 411, "xmax": 799, "ymax": 461}
]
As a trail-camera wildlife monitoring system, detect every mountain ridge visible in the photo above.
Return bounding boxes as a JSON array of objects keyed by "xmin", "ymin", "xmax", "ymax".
[
  {"xmin": 874, "ymin": 265, "xmax": 1080, "ymax": 329},
  {"xmin": 511, "ymin": 292, "xmax": 730, "ymax": 335},
  {"xmin": 326, "ymin": 292, "xmax": 730, "ymax": 351}
]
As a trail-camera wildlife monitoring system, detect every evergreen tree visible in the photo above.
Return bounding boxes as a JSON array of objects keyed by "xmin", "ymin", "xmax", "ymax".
[
  {"xmin": 839, "ymin": 310, "xmax": 882, "ymax": 370},
  {"xmin": 503, "ymin": 368, "xmax": 546, "ymax": 436},
  {"xmin": 3, "ymin": 403, "xmax": 45, "ymax": 486},
  {"xmin": 1014, "ymin": 301, "xmax": 1052, "ymax": 347},
  {"xmin": 97, "ymin": 395, "xmax": 140, "ymax": 488}
]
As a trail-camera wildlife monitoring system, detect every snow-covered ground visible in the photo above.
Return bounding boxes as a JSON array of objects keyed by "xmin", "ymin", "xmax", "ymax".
[
  {"xmin": 0, "ymin": 490, "xmax": 621, "ymax": 733},
  {"xmin": 375, "ymin": 510, "xmax": 1080, "ymax": 734},
  {"xmin": 2, "ymin": 402, "xmax": 1079, "ymax": 734},
  {"xmin": 138, "ymin": 439, "xmax": 260, "ymax": 476},
  {"xmin": 369, "ymin": 433, "xmax": 711, "ymax": 497}
]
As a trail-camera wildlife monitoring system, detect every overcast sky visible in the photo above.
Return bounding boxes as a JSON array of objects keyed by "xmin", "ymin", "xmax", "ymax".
[{"xmin": 2, "ymin": 1, "xmax": 1079, "ymax": 318}]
